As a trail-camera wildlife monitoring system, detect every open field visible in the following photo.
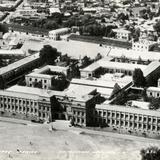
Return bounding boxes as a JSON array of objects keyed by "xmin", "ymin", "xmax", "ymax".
[{"xmin": 0, "ymin": 118, "xmax": 159, "ymax": 160}]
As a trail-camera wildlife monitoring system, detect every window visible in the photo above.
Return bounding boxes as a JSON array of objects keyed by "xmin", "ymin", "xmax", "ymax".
[
  {"xmin": 29, "ymin": 78, "xmax": 32, "ymax": 81},
  {"xmin": 112, "ymin": 119, "xmax": 115, "ymax": 124},
  {"xmin": 150, "ymin": 92, "xmax": 152, "ymax": 96},
  {"xmin": 139, "ymin": 123, "xmax": 142, "ymax": 128},
  {"xmin": 143, "ymin": 124, "xmax": 146, "ymax": 129},
  {"xmin": 153, "ymin": 125, "xmax": 156, "ymax": 131},
  {"xmin": 103, "ymin": 112, "xmax": 106, "ymax": 116},
  {"xmin": 148, "ymin": 125, "xmax": 151, "ymax": 130},
  {"xmin": 144, "ymin": 117, "xmax": 147, "ymax": 122},
  {"xmin": 112, "ymin": 112, "xmax": 115, "ymax": 117},
  {"xmin": 116, "ymin": 113, "xmax": 120, "ymax": 118},
  {"xmin": 139, "ymin": 116, "xmax": 142, "ymax": 121},
  {"xmin": 130, "ymin": 122, "xmax": 133, "ymax": 127},
  {"xmin": 153, "ymin": 118, "xmax": 156, "ymax": 123},
  {"xmin": 125, "ymin": 121, "xmax": 128, "ymax": 126},
  {"xmin": 121, "ymin": 114, "xmax": 124, "ymax": 118},
  {"xmin": 148, "ymin": 117, "xmax": 152, "ymax": 122},
  {"xmin": 125, "ymin": 114, "xmax": 128, "ymax": 119},
  {"xmin": 134, "ymin": 123, "xmax": 137, "ymax": 128},
  {"xmin": 82, "ymin": 119, "xmax": 84, "ymax": 124},
  {"xmin": 130, "ymin": 115, "xmax": 133, "ymax": 120},
  {"xmin": 107, "ymin": 112, "xmax": 111, "ymax": 117},
  {"xmin": 44, "ymin": 80, "xmax": 47, "ymax": 83},
  {"xmin": 121, "ymin": 121, "xmax": 124, "ymax": 126},
  {"xmin": 116, "ymin": 120, "xmax": 119, "ymax": 125}
]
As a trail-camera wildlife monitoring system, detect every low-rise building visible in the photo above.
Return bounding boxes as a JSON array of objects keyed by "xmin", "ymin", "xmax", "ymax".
[
  {"xmin": 25, "ymin": 65, "xmax": 69, "ymax": 89},
  {"xmin": 112, "ymin": 28, "xmax": 131, "ymax": 41},
  {"xmin": 49, "ymin": 28, "xmax": 70, "ymax": 40},
  {"xmin": 132, "ymin": 38, "xmax": 156, "ymax": 52}
]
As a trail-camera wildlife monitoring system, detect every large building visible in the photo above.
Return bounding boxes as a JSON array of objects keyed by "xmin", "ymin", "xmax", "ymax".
[
  {"xmin": 0, "ymin": 53, "xmax": 41, "ymax": 88},
  {"xmin": 0, "ymin": 85, "xmax": 56, "ymax": 122},
  {"xmin": 94, "ymin": 104, "xmax": 160, "ymax": 137}
]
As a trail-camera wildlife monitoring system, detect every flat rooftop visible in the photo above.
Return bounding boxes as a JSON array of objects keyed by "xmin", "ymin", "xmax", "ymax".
[
  {"xmin": 108, "ymin": 48, "xmax": 160, "ymax": 61},
  {"xmin": 0, "ymin": 53, "xmax": 39, "ymax": 75},
  {"xmin": 96, "ymin": 104, "xmax": 160, "ymax": 117},
  {"xmin": 81, "ymin": 58, "xmax": 147, "ymax": 72}
]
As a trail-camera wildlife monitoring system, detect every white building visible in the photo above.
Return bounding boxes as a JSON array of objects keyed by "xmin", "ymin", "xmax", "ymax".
[
  {"xmin": 112, "ymin": 28, "xmax": 131, "ymax": 41},
  {"xmin": 48, "ymin": 28, "xmax": 70, "ymax": 40},
  {"xmin": 132, "ymin": 38, "xmax": 156, "ymax": 52}
]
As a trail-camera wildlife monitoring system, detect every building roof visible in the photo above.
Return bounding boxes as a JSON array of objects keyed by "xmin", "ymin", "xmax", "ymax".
[
  {"xmin": 143, "ymin": 61, "xmax": 160, "ymax": 77},
  {"xmin": 108, "ymin": 48, "xmax": 160, "ymax": 62},
  {"xmin": 0, "ymin": 53, "xmax": 39, "ymax": 75},
  {"xmin": 81, "ymin": 58, "xmax": 147, "ymax": 72},
  {"xmin": 0, "ymin": 49, "xmax": 25, "ymax": 56},
  {"xmin": 34, "ymin": 65, "xmax": 68, "ymax": 74},
  {"xmin": 49, "ymin": 28, "xmax": 70, "ymax": 35},
  {"xmin": 71, "ymin": 78, "xmax": 116, "ymax": 89},
  {"xmin": 147, "ymin": 87, "xmax": 160, "ymax": 92},
  {"xmin": 6, "ymin": 85, "xmax": 56, "ymax": 98},
  {"xmin": 96, "ymin": 104, "xmax": 160, "ymax": 117},
  {"xmin": 112, "ymin": 28, "xmax": 131, "ymax": 34},
  {"xmin": 26, "ymin": 73, "xmax": 53, "ymax": 79}
]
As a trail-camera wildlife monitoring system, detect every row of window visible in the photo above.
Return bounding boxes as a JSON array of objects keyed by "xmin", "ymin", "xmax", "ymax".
[
  {"xmin": 74, "ymin": 117, "xmax": 85, "ymax": 124},
  {"xmin": 95, "ymin": 110, "xmax": 160, "ymax": 123},
  {"xmin": 133, "ymin": 45, "xmax": 148, "ymax": 49},
  {"xmin": 29, "ymin": 77, "xmax": 48, "ymax": 84},
  {"xmin": 0, "ymin": 97, "xmax": 38, "ymax": 106},
  {"xmin": 73, "ymin": 110, "xmax": 85, "ymax": 117},
  {"xmin": 0, "ymin": 104, "xmax": 38, "ymax": 113},
  {"xmin": 96, "ymin": 118, "xmax": 160, "ymax": 131},
  {"xmin": 148, "ymin": 91, "xmax": 160, "ymax": 97}
]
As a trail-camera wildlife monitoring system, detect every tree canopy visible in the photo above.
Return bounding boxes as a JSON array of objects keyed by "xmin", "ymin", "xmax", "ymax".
[
  {"xmin": 40, "ymin": 45, "xmax": 60, "ymax": 65},
  {"xmin": 132, "ymin": 68, "xmax": 146, "ymax": 87},
  {"xmin": 140, "ymin": 146, "xmax": 160, "ymax": 160}
]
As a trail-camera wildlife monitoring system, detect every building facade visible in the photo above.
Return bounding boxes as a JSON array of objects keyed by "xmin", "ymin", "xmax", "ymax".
[
  {"xmin": 112, "ymin": 29, "xmax": 131, "ymax": 41},
  {"xmin": 94, "ymin": 104, "xmax": 160, "ymax": 137},
  {"xmin": 49, "ymin": 28, "xmax": 70, "ymax": 40},
  {"xmin": 25, "ymin": 65, "xmax": 69, "ymax": 89},
  {"xmin": 0, "ymin": 85, "xmax": 56, "ymax": 122}
]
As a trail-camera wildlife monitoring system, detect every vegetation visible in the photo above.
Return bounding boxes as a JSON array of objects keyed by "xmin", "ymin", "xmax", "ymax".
[
  {"xmin": 110, "ymin": 83, "xmax": 121, "ymax": 99},
  {"xmin": 132, "ymin": 68, "xmax": 146, "ymax": 87},
  {"xmin": 40, "ymin": 45, "xmax": 60, "ymax": 65},
  {"xmin": 140, "ymin": 146, "xmax": 160, "ymax": 160},
  {"xmin": 51, "ymin": 73, "xmax": 69, "ymax": 91}
]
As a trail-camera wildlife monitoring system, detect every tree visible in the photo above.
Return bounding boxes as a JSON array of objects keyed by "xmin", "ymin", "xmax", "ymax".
[
  {"xmin": 81, "ymin": 56, "xmax": 93, "ymax": 68},
  {"xmin": 110, "ymin": 83, "xmax": 121, "ymax": 99},
  {"xmin": 154, "ymin": 21, "xmax": 160, "ymax": 36},
  {"xmin": 95, "ymin": 53, "xmax": 102, "ymax": 61},
  {"xmin": 140, "ymin": 146, "xmax": 160, "ymax": 160},
  {"xmin": 40, "ymin": 45, "xmax": 60, "ymax": 65},
  {"xmin": 132, "ymin": 68, "xmax": 146, "ymax": 87},
  {"xmin": 33, "ymin": 80, "xmax": 42, "ymax": 88},
  {"xmin": 149, "ymin": 97, "xmax": 160, "ymax": 110}
]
